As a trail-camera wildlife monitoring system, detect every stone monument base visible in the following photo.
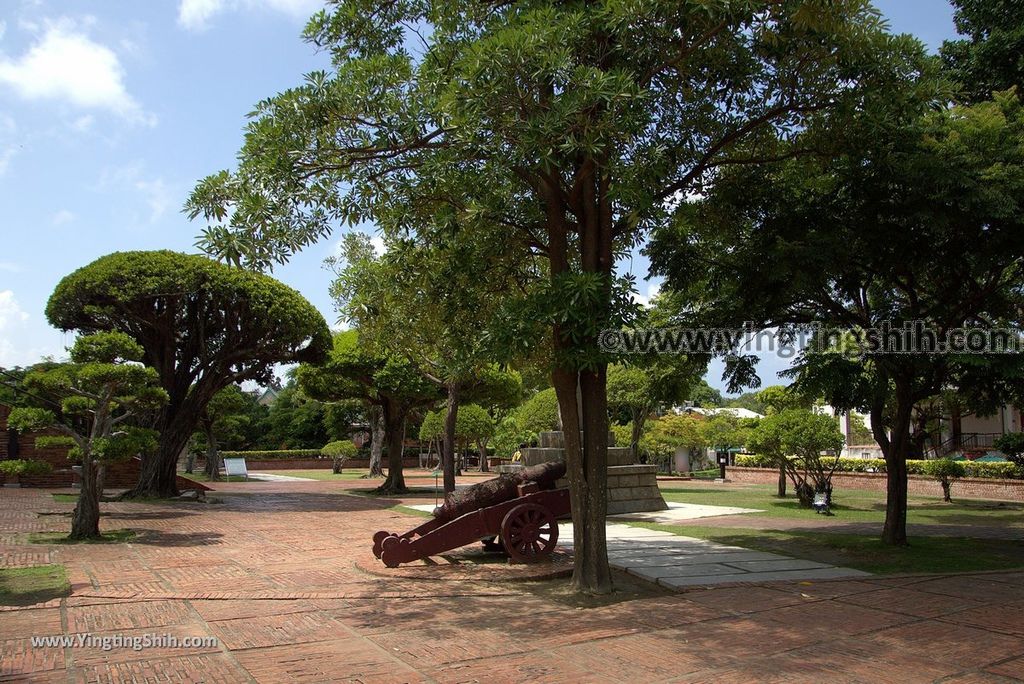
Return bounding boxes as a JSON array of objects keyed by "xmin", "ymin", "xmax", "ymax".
[{"xmin": 513, "ymin": 431, "xmax": 668, "ymax": 515}]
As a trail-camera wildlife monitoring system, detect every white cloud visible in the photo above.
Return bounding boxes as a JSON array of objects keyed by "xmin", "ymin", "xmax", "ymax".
[
  {"xmin": 95, "ymin": 164, "xmax": 175, "ymax": 224},
  {"xmin": 632, "ymin": 281, "xmax": 661, "ymax": 308},
  {"xmin": 178, "ymin": 0, "xmax": 321, "ymax": 32},
  {"xmin": 370, "ymin": 235, "xmax": 386, "ymax": 256},
  {"xmin": 0, "ymin": 290, "xmax": 29, "ymax": 328},
  {"xmin": 0, "ymin": 291, "xmax": 30, "ymax": 366},
  {"xmin": 134, "ymin": 177, "xmax": 172, "ymax": 223},
  {"xmin": 0, "ymin": 19, "xmax": 155, "ymax": 125},
  {"xmin": 0, "ymin": 290, "xmax": 66, "ymax": 367},
  {"xmin": 70, "ymin": 114, "xmax": 94, "ymax": 132},
  {"xmin": 51, "ymin": 209, "xmax": 75, "ymax": 225},
  {"xmin": 0, "ymin": 113, "xmax": 16, "ymax": 175}
]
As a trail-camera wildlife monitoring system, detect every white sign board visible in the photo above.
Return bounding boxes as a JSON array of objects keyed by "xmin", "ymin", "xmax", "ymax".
[{"xmin": 223, "ymin": 458, "xmax": 248, "ymax": 480}]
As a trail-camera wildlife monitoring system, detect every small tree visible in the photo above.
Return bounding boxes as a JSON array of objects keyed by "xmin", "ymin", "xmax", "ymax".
[
  {"xmin": 8, "ymin": 332, "xmax": 167, "ymax": 539},
  {"xmin": 322, "ymin": 440, "xmax": 358, "ymax": 474},
  {"xmin": 748, "ymin": 409, "xmax": 845, "ymax": 508},
  {"xmin": 457, "ymin": 404, "xmax": 496, "ymax": 473},
  {"xmin": 757, "ymin": 386, "xmax": 813, "ymax": 496},
  {"xmin": 925, "ymin": 458, "xmax": 966, "ymax": 503},
  {"xmin": 418, "ymin": 410, "xmax": 444, "ymax": 466},
  {"xmin": 607, "ymin": 360, "xmax": 702, "ymax": 463},
  {"xmin": 196, "ymin": 385, "xmax": 254, "ymax": 481},
  {"xmin": 646, "ymin": 414, "xmax": 708, "ymax": 473},
  {"xmin": 993, "ymin": 433, "xmax": 1024, "ymax": 468}
]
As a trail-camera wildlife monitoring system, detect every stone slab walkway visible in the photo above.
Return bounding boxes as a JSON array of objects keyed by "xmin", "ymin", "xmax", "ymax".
[
  {"xmin": 1, "ymin": 479, "xmax": 1022, "ymax": 683},
  {"xmin": 610, "ymin": 500, "xmax": 763, "ymax": 523},
  {"xmin": 558, "ymin": 521, "xmax": 870, "ymax": 589}
]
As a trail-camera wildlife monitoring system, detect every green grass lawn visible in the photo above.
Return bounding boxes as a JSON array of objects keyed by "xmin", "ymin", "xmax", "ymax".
[
  {"xmin": 0, "ymin": 565, "xmax": 70, "ymax": 606},
  {"xmin": 627, "ymin": 521, "xmax": 1024, "ymax": 575},
  {"xmin": 659, "ymin": 483, "xmax": 1024, "ymax": 528}
]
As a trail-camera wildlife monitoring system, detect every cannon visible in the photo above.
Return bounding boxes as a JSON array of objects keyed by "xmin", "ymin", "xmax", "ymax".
[{"xmin": 372, "ymin": 461, "xmax": 570, "ymax": 567}]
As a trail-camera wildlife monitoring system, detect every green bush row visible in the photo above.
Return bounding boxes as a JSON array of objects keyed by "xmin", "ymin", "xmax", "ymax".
[
  {"xmin": 218, "ymin": 449, "xmax": 329, "ymax": 460},
  {"xmin": 735, "ymin": 455, "xmax": 1022, "ymax": 480}
]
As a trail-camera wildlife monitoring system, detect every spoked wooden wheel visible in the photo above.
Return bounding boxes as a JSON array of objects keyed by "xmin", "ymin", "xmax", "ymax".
[{"xmin": 500, "ymin": 503, "xmax": 558, "ymax": 563}]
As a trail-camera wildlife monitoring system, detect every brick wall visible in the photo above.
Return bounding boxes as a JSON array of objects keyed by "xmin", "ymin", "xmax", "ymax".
[
  {"xmin": 1, "ymin": 404, "xmax": 206, "ymax": 491},
  {"xmin": 0, "ymin": 403, "xmax": 77, "ymax": 486},
  {"xmin": 727, "ymin": 466, "xmax": 1024, "ymax": 502}
]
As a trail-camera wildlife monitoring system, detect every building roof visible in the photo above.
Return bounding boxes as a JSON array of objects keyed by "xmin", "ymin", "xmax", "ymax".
[{"xmin": 677, "ymin": 407, "xmax": 764, "ymax": 420}]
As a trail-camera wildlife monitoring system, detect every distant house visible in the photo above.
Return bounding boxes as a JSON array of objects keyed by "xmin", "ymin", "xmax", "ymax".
[
  {"xmin": 676, "ymin": 406, "xmax": 765, "ymax": 420},
  {"xmin": 826, "ymin": 402, "xmax": 1023, "ymax": 461},
  {"xmin": 257, "ymin": 388, "xmax": 279, "ymax": 407}
]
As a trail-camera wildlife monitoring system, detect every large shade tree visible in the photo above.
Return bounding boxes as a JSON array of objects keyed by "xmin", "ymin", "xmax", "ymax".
[
  {"xmin": 330, "ymin": 233, "xmax": 524, "ymax": 491},
  {"xmin": 649, "ymin": 92, "xmax": 1024, "ymax": 545},
  {"xmin": 941, "ymin": 0, "xmax": 1024, "ymax": 104},
  {"xmin": 46, "ymin": 251, "xmax": 331, "ymax": 498},
  {"xmin": 187, "ymin": 0, "xmax": 926, "ymax": 593}
]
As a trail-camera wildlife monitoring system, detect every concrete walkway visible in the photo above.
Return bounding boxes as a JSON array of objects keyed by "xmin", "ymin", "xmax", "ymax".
[
  {"xmin": 246, "ymin": 472, "xmax": 316, "ymax": 482},
  {"xmin": 559, "ymin": 521, "xmax": 870, "ymax": 589}
]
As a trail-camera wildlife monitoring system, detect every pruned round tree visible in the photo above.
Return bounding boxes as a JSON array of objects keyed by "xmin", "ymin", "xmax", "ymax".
[
  {"xmin": 46, "ymin": 251, "xmax": 331, "ymax": 498},
  {"xmin": 297, "ymin": 330, "xmax": 440, "ymax": 494}
]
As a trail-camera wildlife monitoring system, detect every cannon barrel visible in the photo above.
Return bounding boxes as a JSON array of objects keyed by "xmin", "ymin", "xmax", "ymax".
[{"xmin": 433, "ymin": 461, "xmax": 566, "ymax": 522}]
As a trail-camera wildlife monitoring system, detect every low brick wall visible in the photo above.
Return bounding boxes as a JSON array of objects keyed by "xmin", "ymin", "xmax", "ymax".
[{"xmin": 727, "ymin": 466, "xmax": 1024, "ymax": 502}]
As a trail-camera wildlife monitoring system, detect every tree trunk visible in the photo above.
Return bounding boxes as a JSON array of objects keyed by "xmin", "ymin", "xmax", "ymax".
[
  {"xmin": 204, "ymin": 428, "xmax": 221, "ymax": 481},
  {"xmin": 478, "ymin": 439, "xmax": 489, "ymax": 472},
  {"xmin": 125, "ymin": 393, "xmax": 213, "ymax": 498},
  {"xmin": 878, "ymin": 381, "xmax": 914, "ymax": 547},
  {"xmin": 377, "ymin": 399, "xmax": 408, "ymax": 494},
  {"xmin": 555, "ymin": 367, "xmax": 613, "ymax": 595},
  {"xmin": 70, "ymin": 453, "xmax": 102, "ymax": 540},
  {"xmin": 442, "ymin": 385, "xmax": 459, "ymax": 493},
  {"xmin": 630, "ymin": 412, "xmax": 646, "ymax": 463},
  {"xmin": 777, "ymin": 463, "xmax": 787, "ymax": 497},
  {"xmin": 367, "ymin": 405, "xmax": 385, "ymax": 478},
  {"xmin": 941, "ymin": 479, "xmax": 952, "ymax": 503},
  {"xmin": 124, "ymin": 418, "xmax": 194, "ymax": 499}
]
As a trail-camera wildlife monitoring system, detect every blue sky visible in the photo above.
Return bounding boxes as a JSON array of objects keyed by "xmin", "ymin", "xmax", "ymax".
[{"xmin": 0, "ymin": 0, "xmax": 959, "ymax": 392}]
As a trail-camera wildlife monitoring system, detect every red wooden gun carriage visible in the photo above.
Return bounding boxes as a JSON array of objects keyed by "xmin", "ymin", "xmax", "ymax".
[{"xmin": 372, "ymin": 462, "xmax": 570, "ymax": 567}]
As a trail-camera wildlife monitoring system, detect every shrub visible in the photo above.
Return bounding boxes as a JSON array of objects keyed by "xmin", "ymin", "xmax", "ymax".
[
  {"xmin": 0, "ymin": 459, "xmax": 53, "ymax": 478},
  {"xmin": 321, "ymin": 441, "xmax": 358, "ymax": 473},
  {"xmin": 993, "ymin": 433, "xmax": 1024, "ymax": 466},
  {"xmin": 925, "ymin": 459, "xmax": 966, "ymax": 502},
  {"xmin": 34, "ymin": 436, "xmax": 77, "ymax": 450},
  {"xmin": 735, "ymin": 455, "xmax": 1020, "ymax": 480},
  {"xmin": 219, "ymin": 449, "xmax": 326, "ymax": 460}
]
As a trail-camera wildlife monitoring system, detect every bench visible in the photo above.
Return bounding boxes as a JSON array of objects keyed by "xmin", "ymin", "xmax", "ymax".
[{"xmin": 223, "ymin": 457, "xmax": 248, "ymax": 481}]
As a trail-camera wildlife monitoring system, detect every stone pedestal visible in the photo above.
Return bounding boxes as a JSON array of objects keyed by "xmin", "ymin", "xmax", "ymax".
[{"xmin": 516, "ymin": 431, "xmax": 668, "ymax": 515}]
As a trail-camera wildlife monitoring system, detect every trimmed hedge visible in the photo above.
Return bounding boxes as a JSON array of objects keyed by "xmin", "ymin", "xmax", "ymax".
[
  {"xmin": 735, "ymin": 454, "xmax": 1022, "ymax": 480},
  {"xmin": 219, "ymin": 450, "xmax": 327, "ymax": 460}
]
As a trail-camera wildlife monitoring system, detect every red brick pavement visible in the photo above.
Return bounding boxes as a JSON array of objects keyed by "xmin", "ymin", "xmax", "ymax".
[{"xmin": 0, "ymin": 477, "xmax": 1021, "ymax": 683}]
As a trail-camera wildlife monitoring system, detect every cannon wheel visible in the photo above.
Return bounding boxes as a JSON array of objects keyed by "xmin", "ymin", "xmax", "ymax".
[{"xmin": 500, "ymin": 503, "xmax": 558, "ymax": 563}]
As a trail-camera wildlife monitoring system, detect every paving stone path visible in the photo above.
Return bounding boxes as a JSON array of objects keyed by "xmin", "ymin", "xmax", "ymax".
[
  {"xmin": 1, "ymin": 479, "xmax": 1022, "ymax": 683},
  {"xmin": 559, "ymin": 522, "xmax": 870, "ymax": 589}
]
